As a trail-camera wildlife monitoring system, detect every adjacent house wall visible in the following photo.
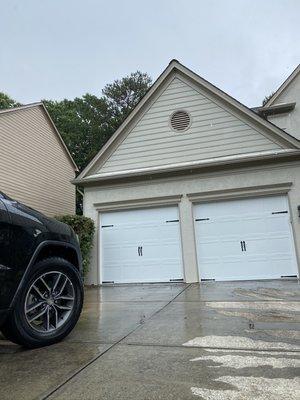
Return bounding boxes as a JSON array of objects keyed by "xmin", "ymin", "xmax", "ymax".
[
  {"xmin": 267, "ymin": 75, "xmax": 300, "ymax": 140},
  {"xmin": 0, "ymin": 105, "xmax": 76, "ymax": 216}
]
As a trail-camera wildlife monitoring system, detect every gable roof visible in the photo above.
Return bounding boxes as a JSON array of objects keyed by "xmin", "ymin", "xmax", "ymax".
[
  {"xmin": 75, "ymin": 60, "xmax": 300, "ymax": 184},
  {"xmin": 264, "ymin": 64, "xmax": 300, "ymax": 107},
  {"xmin": 0, "ymin": 102, "xmax": 78, "ymax": 171}
]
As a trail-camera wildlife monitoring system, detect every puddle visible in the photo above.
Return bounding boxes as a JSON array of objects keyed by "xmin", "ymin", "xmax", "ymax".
[
  {"xmin": 234, "ymin": 287, "xmax": 299, "ymax": 301},
  {"xmin": 191, "ymin": 376, "xmax": 300, "ymax": 399},
  {"xmin": 183, "ymin": 335, "xmax": 300, "ymax": 350},
  {"xmin": 205, "ymin": 301, "xmax": 300, "ymax": 312},
  {"xmin": 187, "ymin": 337, "xmax": 300, "ymax": 399},
  {"xmin": 190, "ymin": 352, "xmax": 300, "ymax": 368},
  {"xmin": 216, "ymin": 309, "xmax": 298, "ymax": 322}
]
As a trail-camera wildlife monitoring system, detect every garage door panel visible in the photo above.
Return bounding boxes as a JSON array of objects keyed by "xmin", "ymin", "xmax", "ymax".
[
  {"xmin": 102, "ymin": 261, "xmax": 140, "ymax": 283},
  {"xmin": 267, "ymin": 216, "xmax": 291, "ymax": 232},
  {"xmin": 245, "ymin": 235, "xmax": 294, "ymax": 254},
  {"xmin": 101, "ymin": 206, "xmax": 183, "ymax": 283},
  {"xmin": 102, "ymin": 239, "xmax": 140, "ymax": 261},
  {"xmin": 194, "ymin": 195, "xmax": 298, "ymax": 281},
  {"xmin": 197, "ymin": 220, "xmax": 245, "ymax": 237}
]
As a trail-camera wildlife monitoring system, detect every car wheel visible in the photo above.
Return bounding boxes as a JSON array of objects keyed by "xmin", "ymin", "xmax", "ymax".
[{"xmin": 1, "ymin": 257, "xmax": 83, "ymax": 348}]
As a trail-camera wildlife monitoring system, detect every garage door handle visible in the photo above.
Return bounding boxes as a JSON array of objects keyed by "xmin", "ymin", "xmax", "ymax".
[
  {"xmin": 240, "ymin": 241, "xmax": 247, "ymax": 251},
  {"xmin": 138, "ymin": 246, "xmax": 143, "ymax": 256},
  {"xmin": 240, "ymin": 241, "xmax": 247, "ymax": 252}
]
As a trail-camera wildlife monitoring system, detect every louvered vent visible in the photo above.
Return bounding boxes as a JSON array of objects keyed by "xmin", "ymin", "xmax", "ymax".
[{"xmin": 170, "ymin": 110, "xmax": 191, "ymax": 132}]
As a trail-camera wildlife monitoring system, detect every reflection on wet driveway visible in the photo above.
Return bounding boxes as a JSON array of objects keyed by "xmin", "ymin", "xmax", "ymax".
[{"xmin": 0, "ymin": 280, "xmax": 299, "ymax": 399}]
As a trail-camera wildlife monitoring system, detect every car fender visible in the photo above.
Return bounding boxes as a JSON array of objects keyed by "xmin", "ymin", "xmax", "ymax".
[{"xmin": 9, "ymin": 240, "xmax": 82, "ymax": 309}]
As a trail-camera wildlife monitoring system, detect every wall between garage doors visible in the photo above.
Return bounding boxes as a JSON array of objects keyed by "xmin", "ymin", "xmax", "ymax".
[{"xmin": 83, "ymin": 161, "xmax": 300, "ymax": 285}]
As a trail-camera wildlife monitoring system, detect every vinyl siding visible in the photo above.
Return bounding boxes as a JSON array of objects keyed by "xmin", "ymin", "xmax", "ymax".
[
  {"xmin": 99, "ymin": 77, "xmax": 282, "ymax": 174},
  {"xmin": 0, "ymin": 106, "xmax": 75, "ymax": 216},
  {"xmin": 267, "ymin": 74, "xmax": 300, "ymax": 140}
]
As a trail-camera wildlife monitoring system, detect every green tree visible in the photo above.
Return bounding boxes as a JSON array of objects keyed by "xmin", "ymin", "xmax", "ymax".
[
  {"xmin": 262, "ymin": 91, "xmax": 275, "ymax": 106},
  {"xmin": 1, "ymin": 72, "xmax": 152, "ymax": 214},
  {"xmin": 44, "ymin": 71, "xmax": 152, "ymax": 171},
  {"xmin": 103, "ymin": 71, "xmax": 152, "ymax": 126},
  {"xmin": 0, "ymin": 92, "xmax": 21, "ymax": 109}
]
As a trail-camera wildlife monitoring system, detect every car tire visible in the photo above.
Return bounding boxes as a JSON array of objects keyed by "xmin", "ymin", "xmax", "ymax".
[{"xmin": 1, "ymin": 257, "xmax": 83, "ymax": 348}]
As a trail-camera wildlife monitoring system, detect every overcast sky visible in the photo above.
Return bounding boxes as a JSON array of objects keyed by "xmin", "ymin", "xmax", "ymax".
[{"xmin": 0, "ymin": 0, "xmax": 299, "ymax": 107}]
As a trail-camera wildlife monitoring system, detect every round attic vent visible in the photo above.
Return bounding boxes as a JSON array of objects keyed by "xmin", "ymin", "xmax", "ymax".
[{"xmin": 170, "ymin": 110, "xmax": 191, "ymax": 132}]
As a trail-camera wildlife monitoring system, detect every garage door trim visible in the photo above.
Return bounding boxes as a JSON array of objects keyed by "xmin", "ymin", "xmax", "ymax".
[
  {"xmin": 94, "ymin": 194, "xmax": 183, "ymax": 212},
  {"xmin": 98, "ymin": 201, "xmax": 184, "ymax": 284},
  {"xmin": 187, "ymin": 182, "xmax": 293, "ymax": 203}
]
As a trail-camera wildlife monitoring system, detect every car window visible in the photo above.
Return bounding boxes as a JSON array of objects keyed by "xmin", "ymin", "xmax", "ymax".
[{"xmin": 0, "ymin": 192, "xmax": 12, "ymax": 200}]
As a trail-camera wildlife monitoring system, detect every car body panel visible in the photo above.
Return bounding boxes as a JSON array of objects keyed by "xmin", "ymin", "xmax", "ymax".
[{"xmin": 0, "ymin": 192, "xmax": 82, "ymax": 324}]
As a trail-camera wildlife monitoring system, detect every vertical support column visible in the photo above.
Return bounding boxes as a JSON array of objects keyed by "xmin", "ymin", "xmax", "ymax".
[
  {"xmin": 287, "ymin": 190, "xmax": 300, "ymax": 278},
  {"xmin": 178, "ymin": 196, "xmax": 199, "ymax": 283}
]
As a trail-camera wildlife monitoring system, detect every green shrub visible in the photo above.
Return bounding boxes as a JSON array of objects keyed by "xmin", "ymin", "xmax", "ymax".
[{"xmin": 55, "ymin": 214, "xmax": 95, "ymax": 277}]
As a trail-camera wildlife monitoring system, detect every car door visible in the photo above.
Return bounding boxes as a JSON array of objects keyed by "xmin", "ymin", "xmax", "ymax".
[{"xmin": 0, "ymin": 197, "xmax": 12, "ymax": 308}]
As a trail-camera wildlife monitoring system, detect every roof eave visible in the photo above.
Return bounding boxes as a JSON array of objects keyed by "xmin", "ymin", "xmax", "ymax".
[
  {"xmin": 73, "ymin": 149, "xmax": 300, "ymax": 186},
  {"xmin": 0, "ymin": 102, "xmax": 43, "ymax": 115},
  {"xmin": 252, "ymin": 102, "xmax": 296, "ymax": 116}
]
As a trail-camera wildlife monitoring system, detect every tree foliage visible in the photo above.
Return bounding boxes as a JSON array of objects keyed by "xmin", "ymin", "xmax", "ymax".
[
  {"xmin": 43, "ymin": 71, "xmax": 152, "ymax": 171},
  {"xmin": 0, "ymin": 92, "xmax": 22, "ymax": 109},
  {"xmin": 54, "ymin": 214, "xmax": 95, "ymax": 277},
  {"xmin": 103, "ymin": 71, "xmax": 152, "ymax": 122},
  {"xmin": 262, "ymin": 91, "xmax": 275, "ymax": 106},
  {"xmin": 0, "ymin": 71, "xmax": 152, "ymax": 214},
  {"xmin": 0, "ymin": 72, "xmax": 152, "ymax": 172}
]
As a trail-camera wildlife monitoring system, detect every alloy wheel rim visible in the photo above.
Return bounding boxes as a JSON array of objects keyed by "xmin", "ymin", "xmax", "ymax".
[{"xmin": 24, "ymin": 271, "xmax": 75, "ymax": 333}]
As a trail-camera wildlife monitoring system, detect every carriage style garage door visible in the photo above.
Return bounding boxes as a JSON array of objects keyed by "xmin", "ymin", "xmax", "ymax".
[
  {"xmin": 100, "ymin": 206, "xmax": 183, "ymax": 283},
  {"xmin": 194, "ymin": 195, "xmax": 298, "ymax": 281}
]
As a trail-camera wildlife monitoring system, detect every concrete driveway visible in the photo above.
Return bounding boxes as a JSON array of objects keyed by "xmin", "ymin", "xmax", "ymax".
[{"xmin": 0, "ymin": 280, "xmax": 299, "ymax": 399}]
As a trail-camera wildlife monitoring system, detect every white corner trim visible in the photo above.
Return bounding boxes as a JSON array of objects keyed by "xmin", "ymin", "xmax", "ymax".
[
  {"xmin": 187, "ymin": 182, "xmax": 293, "ymax": 203},
  {"xmin": 94, "ymin": 194, "xmax": 183, "ymax": 212},
  {"xmin": 265, "ymin": 64, "xmax": 300, "ymax": 107}
]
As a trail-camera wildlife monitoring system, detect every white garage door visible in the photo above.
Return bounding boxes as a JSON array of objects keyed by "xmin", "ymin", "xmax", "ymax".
[
  {"xmin": 194, "ymin": 195, "xmax": 298, "ymax": 281},
  {"xmin": 100, "ymin": 206, "xmax": 183, "ymax": 283}
]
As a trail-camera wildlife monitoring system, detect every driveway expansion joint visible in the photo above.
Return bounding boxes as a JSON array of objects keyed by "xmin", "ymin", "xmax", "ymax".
[{"xmin": 41, "ymin": 283, "xmax": 192, "ymax": 400}]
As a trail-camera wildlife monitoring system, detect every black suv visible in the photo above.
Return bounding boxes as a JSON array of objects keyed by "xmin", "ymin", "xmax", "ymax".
[{"xmin": 0, "ymin": 192, "xmax": 83, "ymax": 348}]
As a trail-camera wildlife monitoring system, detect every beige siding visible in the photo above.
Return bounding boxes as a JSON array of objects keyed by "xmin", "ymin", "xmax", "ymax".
[
  {"xmin": 267, "ymin": 74, "xmax": 300, "ymax": 140},
  {"xmin": 99, "ymin": 77, "xmax": 282, "ymax": 174},
  {"xmin": 0, "ymin": 106, "xmax": 75, "ymax": 216}
]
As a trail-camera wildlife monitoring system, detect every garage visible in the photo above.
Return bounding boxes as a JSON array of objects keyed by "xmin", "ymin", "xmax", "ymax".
[
  {"xmin": 77, "ymin": 61, "xmax": 300, "ymax": 285},
  {"xmin": 194, "ymin": 195, "xmax": 298, "ymax": 281},
  {"xmin": 100, "ymin": 206, "xmax": 183, "ymax": 283}
]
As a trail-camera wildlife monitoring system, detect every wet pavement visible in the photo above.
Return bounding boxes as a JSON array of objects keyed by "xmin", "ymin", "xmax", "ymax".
[{"xmin": 0, "ymin": 280, "xmax": 299, "ymax": 399}]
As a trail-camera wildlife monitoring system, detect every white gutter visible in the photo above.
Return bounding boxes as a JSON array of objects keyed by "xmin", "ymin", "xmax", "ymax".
[{"xmin": 73, "ymin": 149, "xmax": 300, "ymax": 184}]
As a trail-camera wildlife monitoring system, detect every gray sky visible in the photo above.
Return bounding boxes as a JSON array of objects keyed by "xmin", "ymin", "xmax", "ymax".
[{"xmin": 0, "ymin": 0, "xmax": 299, "ymax": 107}]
